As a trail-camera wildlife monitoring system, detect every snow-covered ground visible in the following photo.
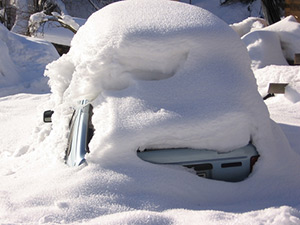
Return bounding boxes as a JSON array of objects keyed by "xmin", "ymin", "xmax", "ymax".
[{"xmin": 0, "ymin": 0, "xmax": 300, "ymax": 224}]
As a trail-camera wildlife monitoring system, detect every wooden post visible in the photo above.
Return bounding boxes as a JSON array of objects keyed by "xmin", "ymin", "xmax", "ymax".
[{"xmin": 294, "ymin": 53, "xmax": 300, "ymax": 65}]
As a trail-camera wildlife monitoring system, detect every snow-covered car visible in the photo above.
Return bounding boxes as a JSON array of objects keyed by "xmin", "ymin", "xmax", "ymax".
[
  {"xmin": 43, "ymin": 0, "xmax": 269, "ymax": 183},
  {"xmin": 44, "ymin": 99, "xmax": 259, "ymax": 182}
]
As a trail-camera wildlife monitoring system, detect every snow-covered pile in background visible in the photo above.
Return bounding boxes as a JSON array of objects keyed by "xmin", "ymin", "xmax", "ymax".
[
  {"xmin": 230, "ymin": 17, "xmax": 267, "ymax": 37},
  {"xmin": 232, "ymin": 15, "xmax": 300, "ymax": 69},
  {"xmin": 0, "ymin": 0, "xmax": 300, "ymax": 224},
  {"xmin": 29, "ymin": 12, "xmax": 86, "ymax": 46},
  {"xmin": 231, "ymin": 15, "xmax": 300, "ymax": 102},
  {"xmin": 0, "ymin": 23, "xmax": 59, "ymax": 96}
]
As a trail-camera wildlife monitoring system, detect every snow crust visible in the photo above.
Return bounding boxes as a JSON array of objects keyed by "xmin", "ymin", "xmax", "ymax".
[{"xmin": 0, "ymin": 0, "xmax": 300, "ymax": 224}]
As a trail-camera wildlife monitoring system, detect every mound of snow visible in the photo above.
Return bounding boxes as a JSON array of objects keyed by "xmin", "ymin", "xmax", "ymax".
[
  {"xmin": 241, "ymin": 16, "xmax": 300, "ymax": 70},
  {"xmin": 0, "ymin": 37, "xmax": 20, "ymax": 86},
  {"xmin": 243, "ymin": 30, "xmax": 289, "ymax": 69},
  {"xmin": 264, "ymin": 16, "xmax": 300, "ymax": 61},
  {"xmin": 0, "ymin": 23, "xmax": 59, "ymax": 96}
]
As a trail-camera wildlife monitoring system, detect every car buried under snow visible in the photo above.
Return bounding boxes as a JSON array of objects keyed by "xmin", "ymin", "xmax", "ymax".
[{"xmin": 43, "ymin": 0, "xmax": 266, "ymax": 183}]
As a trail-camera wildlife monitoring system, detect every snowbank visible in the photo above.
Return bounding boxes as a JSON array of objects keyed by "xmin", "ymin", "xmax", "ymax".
[
  {"xmin": 235, "ymin": 15, "xmax": 300, "ymax": 103},
  {"xmin": 0, "ymin": 29, "xmax": 20, "ymax": 86},
  {"xmin": 240, "ymin": 16, "xmax": 300, "ymax": 70},
  {"xmin": 243, "ymin": 30, "xmax": 289, "ymax": 69},
  {"xmin": 0, "ymin": 23, "xmax": 59, "ymax": 96}
]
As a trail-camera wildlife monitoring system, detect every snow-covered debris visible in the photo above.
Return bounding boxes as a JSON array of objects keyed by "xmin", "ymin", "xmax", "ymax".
[
  {"xmin": 230, "ymin": 17, "xmax": 267, "ymax": 37},
  {"xmin": 0, "ymin": 23, "xmax": 59, "ymax": 96},
  {"xmin": 56, "ymin": 13, "xmax": 80, "ymax": 31},
  {"xmin": 29, "ymin": 12, "xmax": 86, "ymax": 46},
  {"xmin": 241, "ymin": 16, "xmax": 300, "ymax": 70},
  {"xmin": 28, "ymin": 12, "xmax": 49, "ymax": 35},
  {"xmin": 254, "ymin": 65, "xmax": 300, "ymax": 102}
]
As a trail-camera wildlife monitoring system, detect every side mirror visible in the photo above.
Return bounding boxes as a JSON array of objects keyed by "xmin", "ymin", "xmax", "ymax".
[{"xmin": 43, "ymin": 110, "xmax": 54, "ymax": 123}]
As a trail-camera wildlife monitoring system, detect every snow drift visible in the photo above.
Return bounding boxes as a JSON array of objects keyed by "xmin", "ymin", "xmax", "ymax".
[
  {"xmin": 238, "ymin": 16, "xmax": 300, "ymax": 70},
  {"xmin": 0, "ymin": 23, "xmax": 59, "ymax": 96},
  {"xmin": 233, "ymin": 16, "xmax": 300, "ymax": 102}
]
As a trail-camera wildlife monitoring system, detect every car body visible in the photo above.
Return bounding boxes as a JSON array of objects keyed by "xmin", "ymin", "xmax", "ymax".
[{"xmin": 43, "ymin": 0, "xmax": 263, "ymax": 182}]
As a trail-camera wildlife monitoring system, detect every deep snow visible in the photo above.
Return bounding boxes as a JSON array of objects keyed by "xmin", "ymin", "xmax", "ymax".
[
  {"xmin": 0, "ymin": 23, "xmax": 59, "ymax": 96},
  {"xmin": 0, "ymin": 0, "xmax": 300, "ymax": 224}
]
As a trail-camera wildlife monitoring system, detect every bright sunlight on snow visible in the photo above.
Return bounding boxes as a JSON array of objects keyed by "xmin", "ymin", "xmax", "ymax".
[{"xmin": 0, "ymin": 0, "xmax": 300, "ymax": 224}]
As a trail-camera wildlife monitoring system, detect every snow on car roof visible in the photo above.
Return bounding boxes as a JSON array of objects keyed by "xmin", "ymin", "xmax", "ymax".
[{"xmin": 46, "ymin": 0, "xmax": 268, "ymax": 153}]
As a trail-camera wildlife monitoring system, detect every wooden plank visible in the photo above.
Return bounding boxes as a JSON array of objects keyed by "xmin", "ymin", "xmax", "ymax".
[{"xmin": 294, "ymin": 53, "xmax": 300, "ymax": 65}]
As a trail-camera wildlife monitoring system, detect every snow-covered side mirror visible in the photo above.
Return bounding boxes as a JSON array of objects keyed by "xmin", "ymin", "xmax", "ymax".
[{"xmin": 43, "ymin": 110, "xmax": 54, "ymax": 123}]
